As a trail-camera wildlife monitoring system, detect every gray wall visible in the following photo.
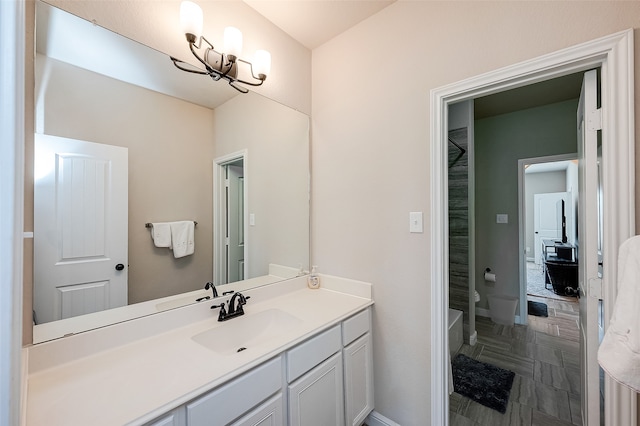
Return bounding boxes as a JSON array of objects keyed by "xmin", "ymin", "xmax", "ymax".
[{"xmin": 474, "ymin": 99, "xmax": 578, "ymax": 310}]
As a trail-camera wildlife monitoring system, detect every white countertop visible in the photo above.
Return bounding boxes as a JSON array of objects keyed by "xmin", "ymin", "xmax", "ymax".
[{"xmin": 25, "ymin": 275, "xmax": 372, "ymax": 426}]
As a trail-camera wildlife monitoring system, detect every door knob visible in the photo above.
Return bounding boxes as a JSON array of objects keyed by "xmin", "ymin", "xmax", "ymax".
[{"xmin": 115, "ymin": 263, "xmax": 125, "ymax": 271}]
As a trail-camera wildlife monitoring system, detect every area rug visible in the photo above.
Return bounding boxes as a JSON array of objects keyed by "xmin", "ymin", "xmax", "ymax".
[
  {"xmin": 451, "ymin": 354, "xmax": 515, "ymax": 414},
  {"xmin": 527, "ymin": 300, "xmax": 549, "ymax": 317},
  {"xmin": 526, "ymin": 262, "xmax": 576, "ymax": 301}
]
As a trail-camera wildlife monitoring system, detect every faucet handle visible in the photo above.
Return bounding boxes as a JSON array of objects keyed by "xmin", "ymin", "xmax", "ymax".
[{"xmin": 211, "ymin": 303, "xmax": 228, "ymax": 321}]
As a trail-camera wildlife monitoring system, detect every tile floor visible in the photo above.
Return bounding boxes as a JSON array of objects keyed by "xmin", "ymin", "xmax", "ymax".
[{"xmin": 450, "ymin": 295, "xmax": 581, "ymax": 426}]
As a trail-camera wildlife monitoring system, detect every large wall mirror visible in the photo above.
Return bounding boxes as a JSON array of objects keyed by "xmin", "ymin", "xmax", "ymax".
[{"xmin": 33, "ymin": 1, "xmax": 310, "ymax": 343}]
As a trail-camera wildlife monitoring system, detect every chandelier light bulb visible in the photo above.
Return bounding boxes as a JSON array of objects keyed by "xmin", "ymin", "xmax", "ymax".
[
  {"xmin": 253, "ymin": 50, "xmax": 271, "ymax": 79},
  {"xmin": 224, "ymin": 27, "xmax": 243, "ymax": 61},
  {"xmin": 180, "ymin": 1, "xmax": 203, "ymax": 42}
]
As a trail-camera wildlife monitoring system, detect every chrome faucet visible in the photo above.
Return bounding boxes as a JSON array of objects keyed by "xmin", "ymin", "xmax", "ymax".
[{"xmin": 210, "ymin": 292, "xmax": 251, "ymax": 322}]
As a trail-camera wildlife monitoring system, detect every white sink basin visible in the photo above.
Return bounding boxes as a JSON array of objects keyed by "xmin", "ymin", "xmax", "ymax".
[{"xmin": 192, "ymin": 309, "xmax": 303, "ymax": 355}]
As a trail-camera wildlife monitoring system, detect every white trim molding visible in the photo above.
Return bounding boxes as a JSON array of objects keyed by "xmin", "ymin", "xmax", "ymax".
[
  {"xmin": 213, "ymin": 150, "xmax": 250, "ymax": 285},
  {"xmin": 517, "ymin": 153, "xmax": 577, "ymax": 327},
  {"xmin": 0, "ymin": 0, "xmax": 25, "ymax": 424},
  {"xmin": 365, "ymin": 410, "xmax": 401, "ymax": 426},
  {"xmin": 431, "ymin": 29, "xmax": 635, "ymax": 426}
]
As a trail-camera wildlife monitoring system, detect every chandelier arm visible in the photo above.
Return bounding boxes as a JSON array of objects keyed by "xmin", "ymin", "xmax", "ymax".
[
  {"xmin": 228, "ymin": 80, "xmax": 249, "ymax": 94},
  {"xmin": 170, "ymin": 57, "xmax": 210, "ymax": 75},
  {"xmin": 236, "ymin": 59, "xmax": 266, "ymax": 85}
]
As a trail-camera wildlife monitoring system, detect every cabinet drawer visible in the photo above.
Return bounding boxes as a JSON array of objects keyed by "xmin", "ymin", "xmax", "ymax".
[
  {"xmin": 342, "ymin": 308, "xmax": 370, "ymax": 346},
  {"xmin": 287, "ymin": 325, "xmax": 341, "ymax": 382},
  {"xmin": 186, "ymin": 356, "xmax": 282, "ymax": 426}
]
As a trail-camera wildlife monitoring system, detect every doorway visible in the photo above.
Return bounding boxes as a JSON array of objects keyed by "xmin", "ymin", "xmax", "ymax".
[
  {"xmin": 519, "ymin": 155, "xmax": 579, "ymax": 311},
  {"xmin": 213, "ymin": 150, "xmax": 249, "ymax": 286},
  {"xmin": 432, "ymin": 30, "xmax": 635, "ymax": 426}
]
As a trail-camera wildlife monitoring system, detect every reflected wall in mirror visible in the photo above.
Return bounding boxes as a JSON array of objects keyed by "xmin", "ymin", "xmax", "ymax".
[{"xmin": 33, "ymin": 1, "xmax": 310, "ymax": 343}]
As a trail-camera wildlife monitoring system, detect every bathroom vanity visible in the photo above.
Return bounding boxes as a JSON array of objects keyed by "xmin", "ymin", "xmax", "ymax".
[{"xmin": 23, "ymin": 275, "xmax": 374, "ymax": 426}]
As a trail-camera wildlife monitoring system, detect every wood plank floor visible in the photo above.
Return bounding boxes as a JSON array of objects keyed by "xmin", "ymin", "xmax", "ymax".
[{"xmin": 450, "ymin": 295, "xmax": 581, "ymax": 426}]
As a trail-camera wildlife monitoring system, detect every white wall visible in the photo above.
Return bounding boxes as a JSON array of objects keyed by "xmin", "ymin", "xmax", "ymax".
[
  {"xmin": 212, "ymin": 93, "xmax": 310, "ymax": 279},
  {"xmin": 44, "ymin": 0, "xmax": 311, "ymax": 116},
  {"xmin": 311, "ymin": 2, "xmax": 640, "ymax": 423}
]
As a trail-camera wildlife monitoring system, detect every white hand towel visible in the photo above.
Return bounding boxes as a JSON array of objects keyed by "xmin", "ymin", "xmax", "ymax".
[
  {"xmin": 170, "ymin": 221, "xmax": 195, "ymax": 258},
  {"xmin": 150, "ymin": 222, "xmax": 171, "ymax": 248},
  {"xmin": 597, "ymin": 235, "xmax": 640, "ymax": 392}
]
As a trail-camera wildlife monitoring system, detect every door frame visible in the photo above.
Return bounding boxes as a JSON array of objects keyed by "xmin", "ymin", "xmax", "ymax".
[
  {"xmin": 518, "ymin": 153, "xmax": 576, "ymax": 325},
  {"xmin": 430, "ymin": 30, "xmax": 635, "ymax": 426},
  {"xmin": 213, "ymin": 150, "xmax": 249, "ymax": 286},
  {"xmin": 1, "ymin": 0, "xmax": 25, "ymax": 423}
]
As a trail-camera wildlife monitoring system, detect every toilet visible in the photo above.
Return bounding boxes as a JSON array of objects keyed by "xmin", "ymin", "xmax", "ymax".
[{"xmin": 486, "ymin": 294, "xmax": 518, "ymax": 326}]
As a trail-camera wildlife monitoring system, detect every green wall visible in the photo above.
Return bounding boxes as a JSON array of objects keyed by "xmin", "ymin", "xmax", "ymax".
[{"xmin": 474, "ymin": 99, "xmax": 578, "ymax": 310}]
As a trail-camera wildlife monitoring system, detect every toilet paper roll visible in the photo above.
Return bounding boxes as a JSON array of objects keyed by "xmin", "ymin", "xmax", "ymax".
[
  {"xmin": 474, "ymin": 290, "xmax": 481, "ymax": 302},
  {"xmin": 484, "ymin": 272, "xmax": 496, "ymax": 282}
]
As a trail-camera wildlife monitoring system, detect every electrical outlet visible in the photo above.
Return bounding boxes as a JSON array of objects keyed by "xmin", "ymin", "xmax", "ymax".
[{"xmin": 496, "ymin": 214, "xmax": 508, "ymax": 224}]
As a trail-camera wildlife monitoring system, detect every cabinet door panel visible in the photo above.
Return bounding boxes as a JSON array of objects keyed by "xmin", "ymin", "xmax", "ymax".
[
  {"xmin": 145, "ymin": 407, "xmax": 186, "ymax": 426},
  {"xmin": 288, "ymin": 352, "xmax": 344, "ymax": 426},
  {"xmin": 344, "ymin": 333, "xmax": 374, "ymax": 426},
  {"xmin": 187, "ymin": 356, "xmax": 282, "ymax": 426},
  {"xmin": 231, "ymin": 394, "xmax": 284, "ymax": 426}
]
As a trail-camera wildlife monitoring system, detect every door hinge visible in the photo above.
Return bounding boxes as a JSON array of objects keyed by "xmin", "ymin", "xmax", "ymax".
[
  {"xmin": 588, "ymin": 108, "xmax": 602, "ymax": 131},
  {"xmin": 225, "ymin": 179, "xmax": 230, "ymax": 188},
  {"xmin": 225, "ymin": 237, "xmax": 230, "ymax": 246},
  {"xmin": 588, "ymin": 277, "xmax": 602, "ymax": 300}
]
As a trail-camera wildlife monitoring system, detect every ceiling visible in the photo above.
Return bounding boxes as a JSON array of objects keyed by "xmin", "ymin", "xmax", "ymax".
[
  {"xmin": 243, "ymin": 0, "xmax": 397, "ymax": 49},
  {"xmin": 240, "ymin": 0, "xmax": 584, "ymax": 116},
  {"xmin": 474, "ymin": 72, "xmax": 585, "ymax": 119}
]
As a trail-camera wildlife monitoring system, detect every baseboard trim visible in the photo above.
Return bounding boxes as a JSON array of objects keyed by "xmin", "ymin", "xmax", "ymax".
[
  {"xmin": 365, "ymin": 410, "xmax": 401, "ymax": 426},
  {"xmin": 469, "ymin": 330, "xmax": 477, "ymax": 346}
]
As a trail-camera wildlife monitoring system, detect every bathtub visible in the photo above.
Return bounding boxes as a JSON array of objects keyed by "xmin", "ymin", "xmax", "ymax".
[{"xmin": 449, "ymin": 308, "xmax": 463, "ymax": 357}]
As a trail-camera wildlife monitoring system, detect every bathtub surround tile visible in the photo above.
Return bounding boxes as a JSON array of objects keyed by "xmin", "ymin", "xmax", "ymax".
[{"xmin": 561, "ymin": 351, "xmax": 580, "ymax": 370}]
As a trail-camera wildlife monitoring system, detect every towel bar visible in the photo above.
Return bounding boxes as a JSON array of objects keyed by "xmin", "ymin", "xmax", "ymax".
[{"xmin": 145, "ymin": 221, "xmax": 197, "ymax": 228}]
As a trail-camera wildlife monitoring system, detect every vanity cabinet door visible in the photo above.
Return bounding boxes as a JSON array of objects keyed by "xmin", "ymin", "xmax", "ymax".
[
  {"xmin": 288, "ymin": 352, "xmax": 344, "ymax": 426},
  {"xmin": 146, "ymin": 407, "xmax": 186, "ymax": 426},
  {"xmin": 343, "ymin": 333, "xmax": 374, "ymax": 426},
  {"xmin": 186, "ymin": 356, "xmax": 282, "ymax": 426},
  {"xmin": 230, "ymin": 394, "xmax": 284, "ymax": 426}
]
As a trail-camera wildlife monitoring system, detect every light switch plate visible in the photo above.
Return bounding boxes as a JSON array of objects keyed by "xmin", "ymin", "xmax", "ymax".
[
  {"xmin": 249, "ymin": 213, "xmax": 255, "ymax": 226},
  {"xmin": 496, "ymin": 214, "xmax": 508, "ymax": 224},
  {"xmin": 410, "ymin": 212, "xmax": 423, "ymax": 233}
]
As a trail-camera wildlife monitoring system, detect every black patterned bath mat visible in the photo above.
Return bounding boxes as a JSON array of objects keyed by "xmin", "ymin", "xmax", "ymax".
[
  {"xmin": 527, "ymin": 300, "xmax": 549, "ymax": 317},
  {"xmin": 452, "ymin": 354, "xmax": 515, "ymax": 414}
]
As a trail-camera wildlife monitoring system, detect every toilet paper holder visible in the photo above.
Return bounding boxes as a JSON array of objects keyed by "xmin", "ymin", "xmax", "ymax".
[{"xmin": 484, "ymin": 268, "xmax": 496, "ymax": 283}]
